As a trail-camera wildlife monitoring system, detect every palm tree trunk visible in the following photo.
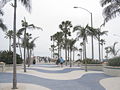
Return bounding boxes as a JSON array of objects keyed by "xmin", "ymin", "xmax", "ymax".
[
  {"xmin": 80, "ymin": 51, "xmax": 82, "ymax": 60},
  {"xmin": 65, "ymin": 35, "xmax": 67, "ymax": 66},
  {"xmin": 53, "ymin": 41, "xmax": 55, "ymax": 59},
  {"xmin": 84, "ymin": 40, "xmax": 87, "ymax": 72},
  {"xmin": 27, "ymin": 48, "xmax": 30, "ymax": 67},
  {"xmin": 101, "ymin": 44, "xmax": 103, "ymax": 61},
  {"xmin": 23, "ymin": 29, "xmax": 26, "ymax": 72},
  {"xmin": 18, "ymin": 38, "xmax": 22, "ymax": 58},
  {"xmin": 72, "ymin": 50, "xmax": 74, "ymax": 66},
  {"xmin": 68, "ymin": 46, "xmax": 70, "ymax": 64},
  {"xmin": 70, "ymin": 50, "xmax": 72, "ymax": 67},
  {"xmin": 13, "ymin": 0, "xmax": 17, "ymax": 89},
  {"xmin": 30, "ymin": 49, "xmax": 32, "ymax": 65},
  {"xmin": 9, "ymin": 38, "xmax": 11, "ymax": 51},
  {"xmin": 84, "ymin": 41, "xmax": 86, "ymax": 59},
  {"xmin": 60, "ymin": 46, "xmax": 61, "ymax": 57},
  {"xmin": 73, "ymin": 50, "xmax": 75, "ymax": 62},
  {"xmin": 58, "ymin": 43, "xmax": 60, "ymax": 59},
  {"xmin": 91, "ymin": 13, "xmax": 94, "ymax": 60},
  {"xmin": 98, "ymin": 35, "xmax": 101, "ymax": 61}
]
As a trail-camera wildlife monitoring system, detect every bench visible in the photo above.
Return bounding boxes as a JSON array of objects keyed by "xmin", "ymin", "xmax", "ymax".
[{"xmin": 0, "ymin": 62, "xmax": 5, "ymax": 72}]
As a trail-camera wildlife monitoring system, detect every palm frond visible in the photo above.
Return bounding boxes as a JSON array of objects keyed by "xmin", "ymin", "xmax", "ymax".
[
  {"xmin": 115, "ymin": 49, "xmax": 120, "ymax": 55},
  {"xmin": 19, "ymin": 0, "xmax": 31, "ymax": 12},
  {"xmin": 102, "ymin": 2, "xmax": 120, "ymax": 22},
  {"xmin": 18, "ymin": 27, "xmax": 25, "ymax": 33},
  {"xmin": 100, "ymin": 0, "xmax": 112, "ymax": 7},
  {"xmin": 0, "ymin": 19, "xmax": 7, "ymax": 31},
  {"xmin": 73, "ymin": 25, "xmax": 82, "ymax": 32},
  {"xmin": 28, "ymin": 24, "xmax": 43, "ymax": 30}
]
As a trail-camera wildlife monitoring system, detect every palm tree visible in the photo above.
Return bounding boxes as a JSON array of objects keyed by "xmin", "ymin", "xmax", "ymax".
[
  {"xmin": 100, "ymin": 39, "xmax": 105, "ymax": 60},
  {"xmin": 2, "ymin": 0, "xmax": 31, "ymax": 89},
  {"xmin": 105, "ymin": 46, "xmax": 111, "ymax": 59},
  {"xmin": 100, "ymin": 0, "xmax": 120, "ymax": 23},
  {"xmin": 52, "ymin": 32, "xmax": 64, "ymax": 59},
  {"xmin": 73, "ymin": 25, "xmax": 89, "ymax": 71},
  {"xmin": 73, "ymin": 25, "xmax": 89, "ymax": 59},
  {"xmin": 25, "ymin": 33, "xmax": 32, "ymax": 67},
  {"xmin": 59, "ymin": 20, "xmax": 72, "ymax": 66},
  {"xmin": 79, "ymin": 48, "xmax": 82, "ymax": 60},
  {"xmin": 5, "ymin": 30, "xmax": 13, "ymax": 51},
  {"xmin": 72, "ymin": 46, "xmax": 78, "ymax": 63},
  {"xmin": 80, "ymin": 42, "xmax": 84, "ymax": 60},
  {"xmin": 108, "ymin": 42, "xmax": 120, "ymax": 56},
  {"xmin": 27, "ymin": 36, "xmax": 39, "ymax": 67},
  {"xmin": 86, "ymin": 25, "xmax": 97, "ymax": 59},
  {"xmin": 19, "ymin": 17, "xmax": 42, "ymax": 72},
  {"xmin": 50, "ymin": 35, "xmax": 56, "ymax": 59},
  {"xmin": 95, "ymin": 28, "xmax": 108, "ymax": 61},
  {"xmin": 16, "ymin": 31, "xmax": 22, "ymax": 58},
  {"xmin": 69, "ymin": 39, "xmax": 76, "ymax": 67},
  {"xmin": 50, "ymin": 44, "xmax": 56, "ymax": 58}
]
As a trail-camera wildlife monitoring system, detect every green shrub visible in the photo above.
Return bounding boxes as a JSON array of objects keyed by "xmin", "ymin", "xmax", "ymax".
[
  {"xmin": 107, "ymin": 57, "xmax": 120, "ymax": 66},
  {"xmin": 82, "ymin": 58, "xmax": 101, "ymax": 64},
  {"xmin": 75, "ymin": 59, "xmax": 82, "ymax": 63},
  {"xmin": 0, "ymin": 50, "xmax": 23, "ymax": 64}
]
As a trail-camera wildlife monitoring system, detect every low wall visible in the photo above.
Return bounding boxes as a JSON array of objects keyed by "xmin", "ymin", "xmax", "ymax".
[
  {"xmin": 103, "ymin": 66, "xmax": 120, "ymax": 77},
  {"xmin": 4, "ymin": 64, "xmax": 23, "ymax": 71},
  {"xmin": 81, "ymin": 64, "xmax": 103, "ymax": 71}
]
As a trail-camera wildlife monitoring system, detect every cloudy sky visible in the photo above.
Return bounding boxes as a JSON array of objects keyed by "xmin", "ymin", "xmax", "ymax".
[{"xmin": 0, "ymin": 0, "xmax": 120, "ymax": 59}]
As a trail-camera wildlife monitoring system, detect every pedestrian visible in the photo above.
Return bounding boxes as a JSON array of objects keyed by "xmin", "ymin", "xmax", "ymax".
[
  {"xmin": 59, "ymin": 57, "xmax": 64, "ymax": 67},
  {"xmin": 33, "ymin": 58, "xmax": 36, "ymax": 64}
]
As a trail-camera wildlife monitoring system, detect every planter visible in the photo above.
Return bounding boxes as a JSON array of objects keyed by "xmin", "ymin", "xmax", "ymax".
[
  {"xmin": 81, "ymin": 64, "xmax": 103, "ymax": 71},
  {"xmin": 103, "ymin": 66, "xmax": 120, "ymax": 77}
]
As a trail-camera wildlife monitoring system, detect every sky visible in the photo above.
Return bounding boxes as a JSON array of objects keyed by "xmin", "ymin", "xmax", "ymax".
[{"xmin": 0, "ymin": 0, "xmax": 120, "ymax": 59}]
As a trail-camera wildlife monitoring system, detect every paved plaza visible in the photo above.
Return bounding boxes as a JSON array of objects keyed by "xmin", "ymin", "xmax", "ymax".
[{"xmin": 0, "ymin": 63, "xmax": 120, "ymax": 90}]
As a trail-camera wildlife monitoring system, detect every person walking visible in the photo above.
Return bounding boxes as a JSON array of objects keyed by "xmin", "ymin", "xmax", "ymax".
[{"xmin": 59, "ymin": 57, "xmax": 64, "ymax": 67}]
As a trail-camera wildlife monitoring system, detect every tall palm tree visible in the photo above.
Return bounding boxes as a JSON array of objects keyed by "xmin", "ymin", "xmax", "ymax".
[
  {"xmin": 100, "ymin": 0, "xmax": 120, "ymax": 23},
  {"xmin": 50, "ymin": 35, "xmax": 56, "ymax": 59},
  {"xmin": 73, "ymin": 25, "xmax": 89, "ymax": 59},
  {"xmin": 100, "ymin": 39, "xmax": 106, "ymax": 60},
  {"xmin": 52, "ymin": 32, "xmax": 64, "ymax": 59},
  {"xmin": 80, "ymin": 42, "xmax": 84, "ymax": 60},
  {"xmin": 25, "ymin": 33, "xmax": 32, "ymax": 67},
  {"xmin": 5, "ymin": 30, "xmax": 13, "ymax": 51},
  {"xmin": 95, "ymin": 28, "xmax": 108, "ymax": 61},
  {"xmin": 19, "ymin": 17, "xmax": 42, "ymax": 72},
  {"xmin": 86, "ymin": 25, "xmax": 97, "ymax": 59},
  {"xmin": 59, "ymin": 20, "xmax": 72, "ymax": 66},
  {"xmin": 16, "ymin": 31, "xmax": 22, "ymax": 58},
  {"xmin": 73, "ymin": 25, "xmax": 89, "ymax": 71},
  {"xmin": 79, "ymin": 48, "xmax": 82, "ymax": 60},
  {"xmin": 27, "ymin": 36, "xmax": 39, "ymax": 67},
  {"xmin": 72, "ymin": 46, "xmax": 78, "ymax": 62},
  {"xmin": 69, "ymin": 39, "xmax": 76, "ymax": 67},
  {"xmin": 2, "ymin": 0, "xmax": 31, "ymax": 89}
]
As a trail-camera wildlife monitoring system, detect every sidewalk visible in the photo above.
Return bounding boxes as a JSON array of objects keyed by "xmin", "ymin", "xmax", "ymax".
[{"xmin": 0, "ymin": 63, "xmax": 120, "ymax": 90}]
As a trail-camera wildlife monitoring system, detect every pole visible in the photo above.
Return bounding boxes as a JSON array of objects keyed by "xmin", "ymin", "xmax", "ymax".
[
  {"xmin": 74, "ymin": 6, "xmax": 94, "ymax": 60},
  {"xmin": 91, "ymin": 13, "xmax": 94, "ymax": 60}
]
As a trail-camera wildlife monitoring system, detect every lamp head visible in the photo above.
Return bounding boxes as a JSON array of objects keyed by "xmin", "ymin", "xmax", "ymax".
[{"xmin": 74, "ymin": 6, "xmax": 78, "ymax": 8}]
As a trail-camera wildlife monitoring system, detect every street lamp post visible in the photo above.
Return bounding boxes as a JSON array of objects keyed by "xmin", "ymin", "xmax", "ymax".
[{"xmin": 74, "ymin": 6, "xmax": 94, "ymax": 60}]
